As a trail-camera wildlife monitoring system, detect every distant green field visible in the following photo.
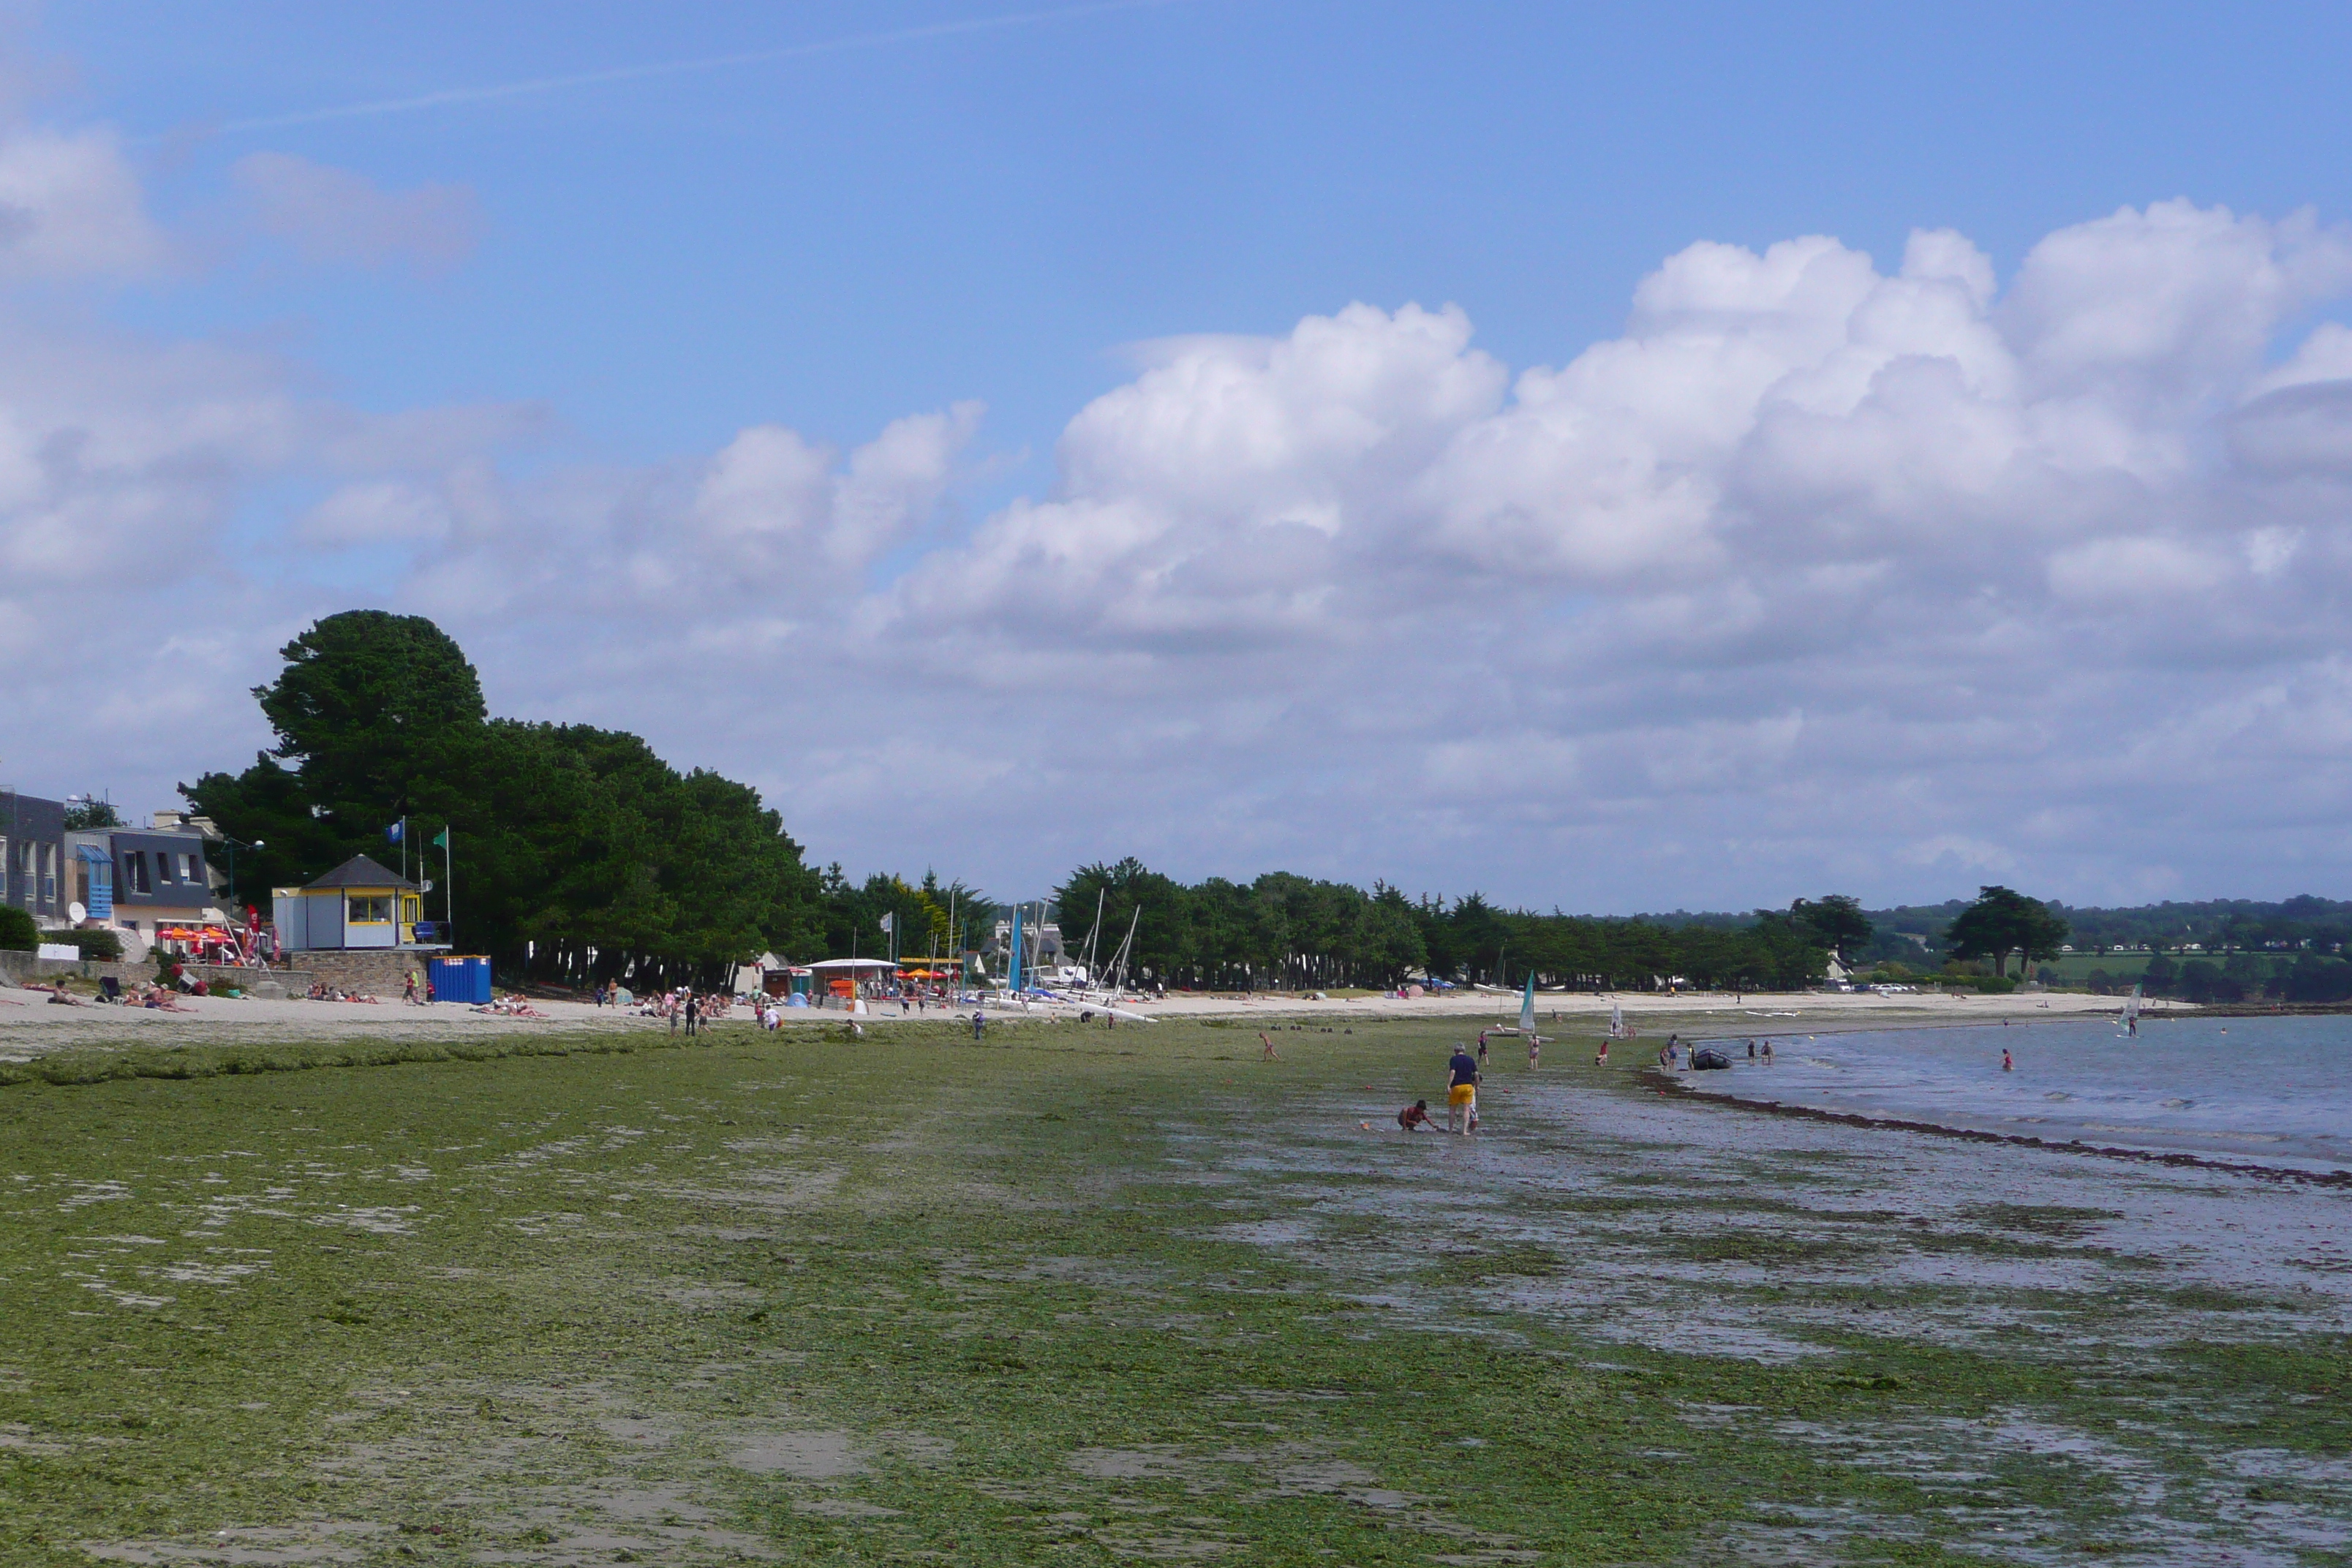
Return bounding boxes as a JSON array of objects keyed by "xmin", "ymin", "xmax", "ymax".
[{"xmin": 1865, "ymin": 949, "xmax": 2285, "ymax": 989}]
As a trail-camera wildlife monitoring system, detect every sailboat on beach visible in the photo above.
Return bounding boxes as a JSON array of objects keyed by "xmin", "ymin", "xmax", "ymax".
[{"xmin": 2120, "ymin": 983, "xmax": 2141, "ymax": 1037}]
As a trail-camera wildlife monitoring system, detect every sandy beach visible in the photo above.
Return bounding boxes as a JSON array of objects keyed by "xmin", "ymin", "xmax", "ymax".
[{"xmin": 0, "ymin": 978, "xmax": 2155, "ymax": 1062}]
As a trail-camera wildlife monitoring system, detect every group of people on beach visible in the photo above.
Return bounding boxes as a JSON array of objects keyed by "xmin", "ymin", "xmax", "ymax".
[{"xmin": 10, "ymin": 976, "xmax": 206, "ymax": 1011}]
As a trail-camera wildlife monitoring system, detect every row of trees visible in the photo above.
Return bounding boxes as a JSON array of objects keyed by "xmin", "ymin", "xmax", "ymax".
[
  {"xmin": 2091, "ymin": 950, "xmax": 2352, "ymax": 1004},
  {"xmin": 1052, "ymin": 859, "xmax": 1848, "ymax": 992}
]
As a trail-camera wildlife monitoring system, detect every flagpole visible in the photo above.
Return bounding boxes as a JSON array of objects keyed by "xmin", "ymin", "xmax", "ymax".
[{"xmin": 443, "ymin": 828, "xmax": 453, "ymax": 946}]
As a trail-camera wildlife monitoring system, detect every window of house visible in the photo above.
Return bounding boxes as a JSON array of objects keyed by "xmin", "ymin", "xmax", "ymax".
[
  {"xmin": 125, "ymin": 853, "xmax": 151, "ymax": 895},
  {"xmin": 39, "ymin": 845, "xmax": 54, "ymax": 905},
  {"xmin": 182, "ymin": 853, "xmax": 198, "ymax": 883},
  {"xmin": 348, "ymin": 895, "xmax": 393, "ymax": 924}
]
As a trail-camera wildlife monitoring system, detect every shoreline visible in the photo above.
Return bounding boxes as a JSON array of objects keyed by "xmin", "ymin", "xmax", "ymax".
[{"xmin": 1643, "ymin": 1054, "xmax": 2352, "ymax": 1188}]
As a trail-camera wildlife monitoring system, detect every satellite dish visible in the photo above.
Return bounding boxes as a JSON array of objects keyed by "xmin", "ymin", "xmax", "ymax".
[{"xmin": 68, "ymin": 901, "xmax": 87, "ymax": 924}]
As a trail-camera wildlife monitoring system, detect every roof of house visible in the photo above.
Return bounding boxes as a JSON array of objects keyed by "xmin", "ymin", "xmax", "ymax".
[{"xmin": 303, "ymin": 854, "xmax": 419, "ymax": 892}]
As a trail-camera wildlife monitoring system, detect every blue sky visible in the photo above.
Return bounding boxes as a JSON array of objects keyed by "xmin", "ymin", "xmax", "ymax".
[
  {"xmin": 66, "ymin": 1, "xmax": 2352, "ymax": 470},
  {"xmin": 11, "ymin": 2, "xmax": 2352, "ymax": 909}
]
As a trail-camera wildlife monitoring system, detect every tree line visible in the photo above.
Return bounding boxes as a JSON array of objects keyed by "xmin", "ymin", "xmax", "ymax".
[{"xmin": 1052, "ymin": 859, "xmax": 1844, "ymax": 992}]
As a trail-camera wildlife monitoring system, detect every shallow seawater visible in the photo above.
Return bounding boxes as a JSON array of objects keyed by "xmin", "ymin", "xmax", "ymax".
[{"xmin": 1678, "ymin": 1014, "xmax": 2352, "ymax": 1172}]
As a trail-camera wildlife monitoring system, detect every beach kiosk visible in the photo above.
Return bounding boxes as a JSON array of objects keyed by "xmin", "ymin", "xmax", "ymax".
[
  {"xmin": 806, "ymin": 956, "xmax": 897, "ymax": 1005},
  {"xmin": 272, "ymin": 854, "xmax": 431, "ymax": 951}
]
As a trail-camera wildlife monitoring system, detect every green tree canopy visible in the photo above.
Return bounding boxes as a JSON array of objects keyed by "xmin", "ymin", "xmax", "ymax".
[
  {"xmin": 1047, "ymin": 860, "xmax": 1825, "ymax": 992},
  {"xmin": 184, "ymin": 613, "xmax": 823, "ymax": 988},
  {"xmin": 1945, "ymin": 886, "xmax": 2070, "ymax": 980},
  {"xmin": 258, "ymin": 611, "xmax": 487, "ymax": 811},
  {"xmin": 61, "ymin": 799, "xmax": 122, "ymax": 831},
  {"xmin": 1790, "ymin": 894, "xmax": 1874, "ymax": 968}
]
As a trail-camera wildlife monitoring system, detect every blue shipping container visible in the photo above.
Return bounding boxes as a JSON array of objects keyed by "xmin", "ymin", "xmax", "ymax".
[{"xmin": 428, "ymin": 955, "xmax": 492, "ymax": 1005}]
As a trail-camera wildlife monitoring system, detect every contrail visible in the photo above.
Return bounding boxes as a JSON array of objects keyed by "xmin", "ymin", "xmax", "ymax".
[{"xmin": 204, "ymin": 0, "xmax": 1184, "ymax": 135}]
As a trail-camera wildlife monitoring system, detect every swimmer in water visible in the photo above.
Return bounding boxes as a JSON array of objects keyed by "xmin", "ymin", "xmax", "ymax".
[{"xmin": 2002, "ymin": 1047, "xmax": 2013, "ymax": 1071}]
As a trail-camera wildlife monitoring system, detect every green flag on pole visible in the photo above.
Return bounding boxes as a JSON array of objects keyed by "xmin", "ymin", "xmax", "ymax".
[{"xmin": 431, "ymin": 829, "xmax": 448, "ymax": 848}]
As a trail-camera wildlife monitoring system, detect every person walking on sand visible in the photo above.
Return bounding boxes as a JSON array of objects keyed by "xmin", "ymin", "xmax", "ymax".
[
  {"xmin": 1447, "ymin": 1044, "xmax": 1481, "ymax": 1135},
  {"xmin": 1259, "ymin": 1030, "xmax": 1279, "ymax": 1062},
  {"xmin": 1528, "ymin": 1033, "xmax": 1540, "ymax": 1070},
  {"xmin": 402, "ymin": 969, "xmax": 420, "ymax": 1006},
  {"xmin": 1477, "ymin": 1030, "xmax": 1490, "ymax": 1068},
  {"xmin": 1596, "ymin": 1037, "xmax": 1610, "ymax": 1067}
]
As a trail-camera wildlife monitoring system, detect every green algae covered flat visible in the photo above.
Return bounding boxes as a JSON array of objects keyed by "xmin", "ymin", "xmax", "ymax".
[{"xmin": 0, "ymin": 1016, "xmax": 2345, "ymax": 1564}]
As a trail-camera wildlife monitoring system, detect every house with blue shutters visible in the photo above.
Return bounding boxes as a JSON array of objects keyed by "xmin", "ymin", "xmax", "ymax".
[{"xmin": 63, "ymin": 815, "xmax": 229, "ymax": 949}]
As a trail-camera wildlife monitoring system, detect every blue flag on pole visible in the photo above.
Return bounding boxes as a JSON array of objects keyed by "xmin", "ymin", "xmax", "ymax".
[{"xmin": 384, "ymin": 822, "xmax": 403, "ymax": 844}]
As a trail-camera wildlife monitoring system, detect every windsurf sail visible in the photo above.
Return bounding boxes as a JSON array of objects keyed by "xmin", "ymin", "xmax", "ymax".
[
  {"xmin": 2122, "ymin": 983, "xmax": 2141, "ymax": 1033},
  {"xmin": 1609, "ymin": 1000, "xmax": 1625, "ymax": 1039},
  {"xmin": 1519, "ymin": 973, "xmax": 1537, "ymax": 1036}
]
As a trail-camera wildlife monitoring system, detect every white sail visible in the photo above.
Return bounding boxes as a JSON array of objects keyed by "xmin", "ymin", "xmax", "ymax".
[
  {"xmin": 2123, "ymin": 983, "xmax": 2141, "ymax": 1031},
  {"xmin": 1518, "ymin": 974, "xmax": 1537, "ymax": 1035},
  {"xmin": 1609, "ymin": 1000, "xmax": 1624, "ymax": 1039}
]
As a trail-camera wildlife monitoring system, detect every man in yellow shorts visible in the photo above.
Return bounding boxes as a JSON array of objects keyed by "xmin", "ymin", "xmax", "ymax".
[{"xmin": 1446, "ymin": 1044, "xmax": 1481, "ymax": 1135}]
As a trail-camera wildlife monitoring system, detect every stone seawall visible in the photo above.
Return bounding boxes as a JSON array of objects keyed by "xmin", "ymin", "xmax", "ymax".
[{"xmin": 293, "ymin": 950, "xmax": 441, "ymax": 997}]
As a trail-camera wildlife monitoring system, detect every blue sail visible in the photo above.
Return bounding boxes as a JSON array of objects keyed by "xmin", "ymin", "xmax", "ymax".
[
  {"xmin": 1007, "ymin": 902, "xmax": 1024, "ymax": 993},
  {"xmin": 1519, "ymin": 972, "xmax": 1537, "ymax": 1034}
]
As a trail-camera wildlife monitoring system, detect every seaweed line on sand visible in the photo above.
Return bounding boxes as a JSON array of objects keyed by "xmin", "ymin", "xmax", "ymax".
[
  {"xmin": 1645, "ymin": 1068, "xmax": 2352, "ymax": 1188},
  {"xmin": 0, "ymin": 1028, "xmax": 727, "ymax": 1090}
]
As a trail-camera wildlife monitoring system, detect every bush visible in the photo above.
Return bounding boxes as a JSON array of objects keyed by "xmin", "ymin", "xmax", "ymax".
[
  {"xmin": 0, "ymin": 906, "xmax": 36, "ymax": 951},
  {"xmin": 2086, "ymin": 968, "xmax": 2114, "ymax": 995},
  {"xmin": 39, "ymin": 927, "xmax": 123, "ymax": 961}
]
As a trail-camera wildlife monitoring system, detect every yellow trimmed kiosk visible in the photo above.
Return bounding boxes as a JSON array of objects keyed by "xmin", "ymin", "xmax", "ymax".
[{"xmin": 272, "ymin": 853, "xmax": 429, "ymax": 951}]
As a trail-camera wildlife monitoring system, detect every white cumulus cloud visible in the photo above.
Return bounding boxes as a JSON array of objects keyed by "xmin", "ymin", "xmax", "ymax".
[{"xmin": 8, "ymin": 132, "xmax": 2352, "ymax": 911}]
